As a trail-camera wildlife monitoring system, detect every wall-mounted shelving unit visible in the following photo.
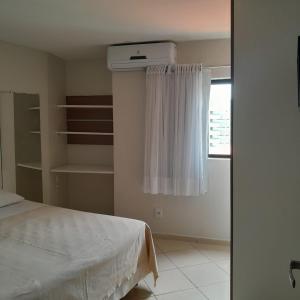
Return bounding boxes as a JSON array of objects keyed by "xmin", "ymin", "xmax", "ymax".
[
  {"xmin": 56, "ymin": 131, "xmax": 113, "ymax": 136},
  {"xmin": 28, "ymin": 106, "xmax": 40, "ymax": 111},
  {"xmin": 51, "ymin": 164, "xmax": 113, "ymax": 174},
  {"xmin": 53, "ymin": 95, "xmax": 114, "ymax": 175},
  {"xmin": 57, "ymin": 104, "xmax": 112, "ymax": 109},
  {"xmin": 12, "ymin": 93, "xmax": 43, "ymax": 203},
  {"xmin": 51, "ymin": 95, "xmax": 114, "ymax": 214},
  {"xmin": 67, "ymin": 119, "xmax": 113, "ymax": 122},
  {"xmin": 57, "ymin": 95, "xmax": 114, "ymax": 145},
  {"xmin": 17, "ymin": 162, "xmax": 42, "ymax": 171}
]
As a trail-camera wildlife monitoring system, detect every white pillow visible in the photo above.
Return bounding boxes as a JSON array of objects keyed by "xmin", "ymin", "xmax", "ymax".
[{"xmin": 0, "ymin": 191, "xmax": 24, "ymax": 208}]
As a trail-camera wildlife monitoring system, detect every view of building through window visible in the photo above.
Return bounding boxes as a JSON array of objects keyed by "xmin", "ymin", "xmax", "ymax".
[{"xmin": 209, "ymin": 80, "xmax": 231, "ymax": 156}]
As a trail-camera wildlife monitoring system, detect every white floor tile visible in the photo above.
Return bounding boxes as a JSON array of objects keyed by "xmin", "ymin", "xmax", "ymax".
[
  {"xmin": 145, "ymin": 269, "xmax": 194, "ymax": 295},
  {"xmin": 181, "ymin": 263, "xmax": 229, "ymax": 287},
  {"xmin": 123, "ymin": 296, "xmax": 155, "ymax": 300},
  {"xmin": 166, "ymin": 248, "xmax": 209, "ymax": 267},
  {"xmin": 200, "ymin": 282, "xmax": 230, "ymax": 300},
  {"xmin": 215, "ymin": 260, "xmax": 230, "ymax": 274},
  {"xmin": 194, "ymin": 244, "xmax": 230, "ymax": 262},
  {"xmin": 156, "ymin": 289, "xmax": 207, "ymax": 300},
  {"xmin": 156, "ymin": 239, "xmax": 194, "ymax": 252},
  {"xmin": 157, "ymin": 254, "xmax": 176, "ymax": 271},
  {"xmin": 124, "ymin": 239, "xmax": 231, "ymax": 299}
]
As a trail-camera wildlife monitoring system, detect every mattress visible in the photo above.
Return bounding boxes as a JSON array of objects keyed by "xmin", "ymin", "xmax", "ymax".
[{"xmin": 0, "ymin": 200, "xmax": 158, "ymax": 300}]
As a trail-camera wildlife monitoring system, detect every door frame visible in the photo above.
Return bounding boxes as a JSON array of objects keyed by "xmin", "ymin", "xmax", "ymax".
[{"xmin": 230, "ymin": 0, "xmax": 234, "ymax": 299}]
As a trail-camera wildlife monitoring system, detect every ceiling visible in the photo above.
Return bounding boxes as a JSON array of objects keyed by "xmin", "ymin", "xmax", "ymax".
[{"xmin": 0, "ymin": 0, "xmax": 230, "ymax": 60}]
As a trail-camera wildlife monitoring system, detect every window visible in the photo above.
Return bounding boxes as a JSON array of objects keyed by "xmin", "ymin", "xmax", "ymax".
[{"xmin": 208, "ymin": 79, "xmax": 231, "ymax": 158}]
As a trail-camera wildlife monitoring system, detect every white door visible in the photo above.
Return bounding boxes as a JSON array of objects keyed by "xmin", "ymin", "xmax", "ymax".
[{"xmin": 233, "ymin": 1, "xmax": 300, "ymax": 299}]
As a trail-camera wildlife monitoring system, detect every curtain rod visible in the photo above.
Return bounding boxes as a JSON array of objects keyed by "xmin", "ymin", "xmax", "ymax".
[
  {"xmin": 148, "ymin": 64, "xmax": 231, "ymax": 74},
  {"xmin": 158, "ymin": 64, "xmax": 231, "ymax": 73},
  {"xmin": 203, "ymin": 65, "xmax": 231, "ymax": 70},
  {"xmin": 164, "ymin": 65, "xmax": 231, "ymax": 71}
]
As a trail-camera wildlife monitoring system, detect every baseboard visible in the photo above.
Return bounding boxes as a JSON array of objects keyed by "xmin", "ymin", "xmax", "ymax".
[{"xmin": 152, "ymin": 232, "xmax": 230, "ymax": 246}]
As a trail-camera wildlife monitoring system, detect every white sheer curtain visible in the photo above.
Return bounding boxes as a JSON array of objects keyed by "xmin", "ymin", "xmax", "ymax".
[{"xmin": 144, "ymin": 64, "xmax": 211, "ymax": 196}]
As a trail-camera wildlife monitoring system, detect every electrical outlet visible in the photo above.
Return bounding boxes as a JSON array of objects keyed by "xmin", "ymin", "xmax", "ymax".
[{"xmin": 154, "ymin": 208, "xmax": 163, "ymax": 219}]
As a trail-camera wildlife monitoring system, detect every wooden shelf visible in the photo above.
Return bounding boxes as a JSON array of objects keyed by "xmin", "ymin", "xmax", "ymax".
[
  {"xmin": 51, "ymin": 164, "xmax": 114, "ymax": 174},
  {"xmin": 67, "ymin": 119, "xmax": 113, "ymax": 122},
  {"xmin": 65, "ymin": 95, "xmax": 113, "ymax": 145},
  {"xmin": 17, "ymin": 162, "xmax": 42, "ymax": 171},
  {"xmin": 57, "ymin": 105, "xmax": 112, "ymax": 109},
  {"xmin": 56, "ymin": 131, "xmax": 113, "ymax": 136},
  {"xmin": 28, "ymin": 106, "xmax": 40, "ymax": 110}
]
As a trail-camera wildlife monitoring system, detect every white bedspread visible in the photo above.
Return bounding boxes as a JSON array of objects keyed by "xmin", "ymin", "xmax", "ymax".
[{"xmin": 0, "ymin": 201, "xmax": 158, "ymax": 300}]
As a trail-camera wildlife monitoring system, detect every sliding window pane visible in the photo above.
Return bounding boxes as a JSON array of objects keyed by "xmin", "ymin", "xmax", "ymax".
[{"xmin": 209, "ymin": 82, "xmax": 231, "ymax": 156}]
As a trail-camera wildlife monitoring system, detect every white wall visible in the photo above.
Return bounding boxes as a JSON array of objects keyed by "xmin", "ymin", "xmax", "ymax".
[
  {"xmin": 113, "ymin": 39, "xmax": 231, "ymax": 240},
  {"xmin": 234, "ymin": 1, "xmax": 300, "ymax": 298},
  {"xmin": 0, "ymin": 41, "xmax": 66, "ymax": 205},
  {"xmin": 65, "ymin": 58, "xmax": 114, "ymax": 214}
]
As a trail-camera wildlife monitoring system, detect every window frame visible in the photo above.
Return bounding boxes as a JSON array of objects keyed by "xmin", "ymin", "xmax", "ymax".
[{"xmin": 208, "ymin": 78, "xmax": 232, "ymax": 159}]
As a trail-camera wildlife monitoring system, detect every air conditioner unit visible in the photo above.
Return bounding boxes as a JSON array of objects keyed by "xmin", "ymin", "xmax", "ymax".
[{"xmin": 107, "ymin": 42, "xmax": 176, "ymax": 71}]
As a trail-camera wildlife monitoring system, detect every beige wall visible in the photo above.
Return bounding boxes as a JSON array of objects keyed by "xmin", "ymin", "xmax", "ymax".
[
  {"xmin": 65, "ymin": 58, "xmax": 114, "ymax": 214},
  {"xmin": 66, "ymin": 58, "xmax": 112, "ymax": 95},
  {"xmin": 177, "ymin": 39, "xmax": 230, "ymax": 65},
  {"xmin": 0, "ymin": 41, "xmax": 66, "ymax": 204},
  {"xmin": 233, "ymin": 1, "xmax": 300, "ymax": 298},
  {"xmin": 0, "ymin": 92, "xmax": 16, "ymax": 192},
  {"xmin": 113, "ymin": 39, "xmax": 231, "ymax": 240}
]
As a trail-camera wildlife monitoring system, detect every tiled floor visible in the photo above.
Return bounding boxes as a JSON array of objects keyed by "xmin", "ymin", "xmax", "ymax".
[{"xmin": 123, "ymin": 238, "xmax": 230, "ymax": 300}]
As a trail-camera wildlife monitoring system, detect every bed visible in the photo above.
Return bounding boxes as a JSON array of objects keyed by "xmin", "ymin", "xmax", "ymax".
[{"xmin": 0, "ymin": 192, "xmax": 158, "ymax": 300}]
